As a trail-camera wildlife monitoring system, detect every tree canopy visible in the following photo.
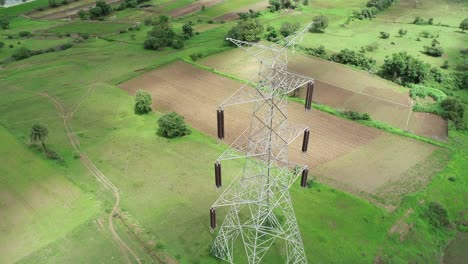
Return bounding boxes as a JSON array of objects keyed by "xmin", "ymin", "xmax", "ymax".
[
  {"xmin": 460, "ymin": 18, "xmax": 468, "ymax": 32},
  {"xmin": 310, "ymin": 15, "xmax": 328, "ymax": 33},
  {"xmin": 226, "ymin": 18, "xmax": 264, "ymax": 44},
  {"xmin": 30, "ymin": 123, "xmax": 49, "ymax": 152},
  {"xmin": 144, "ymin": 16, "xmax": 185, "ymax": 50},
  {"xmin": 134, "ymin": 90, "xmax": 152, "ymax": 114},
  {"xmin": 157, "ymin": 112, "xmax": 191, "ymax": 138}
]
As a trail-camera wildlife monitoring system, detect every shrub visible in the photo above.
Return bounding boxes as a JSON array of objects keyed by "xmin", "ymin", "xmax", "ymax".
[
  {"xmin": 310, "ymin": 15, "xmax": 328, "ymax": 32},
  {"xmin": 144, "ymin": 16, "xmax": 185, "ymax": 50},
  {"xmin": 0, "ymin": 15, "xmax": 9, "ymax": 29},
  {"xmin": 459, "ymin": 18, "xmax": 468, "ymax": 32},
  {"xmin": 441, "ymin": 97, "xmax": 464, "ymax": 118},
  {"xmin": 419, "ymin": 30, "xmax": 432, "ymax": 38},
  {"xmin": 398, "ymin": 28, "xmax": 407, "ymax": 37},
  {"xmin": 182, "ymin": 22, "xmax": 194, "ymax": 39},
  {"xmin": 19, "ymin": 31, "xmax": 33, "ymax": 38},
  {"xmin": 424, "ymin": 202, "xmax": 450, "ymax": 229},
  {"xmin": 343, "ymin": 111, "xmax": 371, "ymax": 120},
  {"xmin": 279, "ymin": 22, "xmax": 299, "ymax": 37},
  {"xmin": 441, "ymin": 60, "xmax": 449, "ymax": 69},
  {"xmin": 265, "ymin": 28, "xmax": 279, "ymax": 42},
  {"xmin": 0, "ymin": 42, "xmax": 4, "ymax": 49},
  {"xmin": 79, "ymin": 32, "xmax": 90, "ymax": 39},
  {"xmin": 423, "ymin": 45, "xmax": 444, "ymax": 57},
  {"xmin": 330, "ymin": 49, "xmax": 376, "ymax": 70},
  {"xmin": 379, "ymin": 31, "xmax": 389, "ymax": 39},
  {"xmin": 157, "ymin": 112, "xmax": 191, "ymax": 138},
  {"xmin": 134, "ymin": 90, "xmax": 152, "ymax": 114},
  {"xmin": 12, "ymin": 47, "xmax": 32, "ymax": 60},
  {"xmin": 366, "ymin": 0, "xmax": 396, "ymax": 11},
  {"xmin": 304, "ymin": 45, "xmax": 328, "ymax": 59},
  {"xmin": 189, "ymin": 53, "xmax": 203, "ymax": 61},
  {"xmin": 48, "ymin": 0, "xmax": 60, "ymax": 8},
  {"xmin": 237, "ymin": 9, "xmax": 261, "ymax": 20},
  {"xmin": 364, "ymin": 42, "xmax": 379, "ymax": 52}
]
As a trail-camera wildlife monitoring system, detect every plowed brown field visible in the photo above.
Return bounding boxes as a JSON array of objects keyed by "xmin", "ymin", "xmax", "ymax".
[
  {"xmin": 120, "ymin": 61, "xmax": 441, "ymax": 204},
  {"xmin": 200, "ymin": 49, "xmax": 447, "ymax": 140}
]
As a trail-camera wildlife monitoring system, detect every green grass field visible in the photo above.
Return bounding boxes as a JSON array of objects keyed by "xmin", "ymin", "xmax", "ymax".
[{"xmin": 0, "ymin": 0, "xmax": 467, "ymax": 263}]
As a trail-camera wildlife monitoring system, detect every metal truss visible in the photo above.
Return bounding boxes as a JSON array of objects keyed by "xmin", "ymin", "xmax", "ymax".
[{"xmin": 210, "ymin": 23, "xmax": 315, "ymax": 264}]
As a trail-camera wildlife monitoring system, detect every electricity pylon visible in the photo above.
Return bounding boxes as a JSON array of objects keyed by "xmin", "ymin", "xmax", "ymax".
[{"xmin": 210, "ymin": 23, "xmax": 315, "ymax": 264}]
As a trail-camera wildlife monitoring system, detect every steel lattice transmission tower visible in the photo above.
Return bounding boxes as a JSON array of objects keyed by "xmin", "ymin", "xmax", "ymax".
[{"xmin": 209, "ymin": 23, "xmax": 316, "ymax": 264}]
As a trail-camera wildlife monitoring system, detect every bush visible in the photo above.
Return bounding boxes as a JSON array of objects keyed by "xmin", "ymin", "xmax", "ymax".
[
  {"xmin": 79, "ymin": 32, "xmax": 90, "ymax": 39},
  {"xmin": 0, "ymin": 42, "xmax": 4, "ymax": 49},
  {"xmin": 364, "ymin": 42, "xmax": 379, "ymax": 52},
  {"xmin": 304, "ymin": 45, "xmax": 327, "ymax": 59},
  {"xmin": 423, "ymin": 45, "xmax": 444, "ymax": 57},
  {"xmin": 0, "ymin": 15, "xmax": 10, "ymax": 29},
  {"xmin": 12, "ymin": 47, "xmax": 32, "ymax": 60},
  {"xmin": 379, "ymin": 31, "xmax": 389, "ymax": 39},
  {"xmin": 19, "ymin": 31, "xmax": 33, "ymax": 38},
  {"xmin": 343, "ymin": 111, "xmax": 371, "ymax": 121},
  {"xmin": 441, "ymin": 97, "xmax": 464, "ymax": 118},
  {"xmin": 182, "ymin": 22, "xmax": 194, "ymax": 39},
  {"xmin": 237, "ymin": 9, "xmax": 261, "ymax": 20},
  {"xmin": 189, "ymin": 53, "xmax": 203, "ymax": 61},
  {"xmin": 48, "ymin": 0, "xmax": 60, "ymax": 7},
  {"xmin": 134, "ymin": 90, "xmax": 152, "ymax": 114},
  {"xmin": 265, "ymin": 28, "xmax": 279, "ymax": 42},
  {"xmin": 330, "ymin": 49, "xmax": 376, "ymax": 70},
  {"xmin": 424, "ymin": 202, "xmax": 450, "ymax": 229},
  {"xmin": 459, "ymin": 18, "xmax": 468, "ymax": 32},
  {"xmin": 144, "ymin": 16, "xmax": 185, "ymax": 50},
  {"xmin": 398, "ymin": 28, "xmax": 407, "ymax": 37},
  {"xmin": 157, "ymin": 112, "xmax": 191, "ymax": 138},
  {"xmin": 419, "ymin": 30, "xmax": 433, "ymax": 38},
  {"xmin": 310, "ymin": 15, "xmax": 328, "ymax": 32},
  {"xmin": 226, "ymin": 18, "xmax": 264, "ymax": 44},
  {"xmin": 279, "ymin": 22, "xmax": 299, "ymax": 37},
  {"xmin": 366, "ymin": 0, "xmax": 396, "ymax": 11}
]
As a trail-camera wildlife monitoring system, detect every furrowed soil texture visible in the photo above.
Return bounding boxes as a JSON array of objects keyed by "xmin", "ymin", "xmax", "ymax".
[
  {"xmin": 200, "ymin": 49, "xmax": 448, "ymax": 140},
  {"xmin": 120, "ymin": 61, "xmax": 444, "ymax": 205}
]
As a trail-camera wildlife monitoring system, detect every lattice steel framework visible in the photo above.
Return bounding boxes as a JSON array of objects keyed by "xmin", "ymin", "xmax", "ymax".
[{"xmin": 210, "ymin": 23, "xmax": 315, "ymax": 264}]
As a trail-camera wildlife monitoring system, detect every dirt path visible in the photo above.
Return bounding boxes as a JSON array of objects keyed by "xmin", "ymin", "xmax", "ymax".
[{"xmin": 11, "ymin": 87, "xmax": 142, "ymax": 264}]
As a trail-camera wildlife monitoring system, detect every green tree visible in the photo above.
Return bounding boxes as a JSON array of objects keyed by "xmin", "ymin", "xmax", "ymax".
[
  {"xmin": 441, "ymin": 98, "xmax": 464, "ymax": 118},
  {"xmin": 0, "ymin": 16, "xmax": 10, "ymax": 29},
  {"xmin": 379, "ymin": 52, "xmax": 431, "ymax": 85},
  {"xmin": 398, "ymin": 28, "xmax": 407, "ymax": 37},
  {"xmin": 12, "ymin": 47, "xmax": 32, "ymax": 60},
  {"xmin": 279, "ymin": 22, "xmax": 299, "ymax": 37},
  {"xmin": 49, "ymin": 0, "xmax": 60, "ymax": 7},
  {"xmin": 0, "ymin": 41, "xmax": 4, "ymax": 49},
  {"xmin": 226, "ymin": 18, "xmax": 264, "ymax": 44},
  {"xmin": 134, "ymin": 90, "xmax": 152, "ymax": 114},
  {"xmin": 379, "ymin": 31, "xmax": 389, "ymax": 39},
  {"xmin": 182, "ymin": 22, "xmax": 194, "ymax": 39},
  {"xmin": 144, "ymin": 16, "xmax": 184, "ymax": 50},
  {"xmin": 157, "ymin": 112, "xmax": 191, "ymax": 138},
  {"xmin": 460, "ymin": 18, "xmax": 468, "ymax": 32},
  {"xmin": 310, "ymin": 15, "xmax": 328, "ymax": 32},
  {"xmin": 0, "ymin": 0, "xmax": 5, "ymax": 7},
  {"xmin": 30, "ymin": 123, "xmax": 49, "ymax": 153}
]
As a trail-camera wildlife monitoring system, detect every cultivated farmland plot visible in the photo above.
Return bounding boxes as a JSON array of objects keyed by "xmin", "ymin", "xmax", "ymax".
[
  {"xmin": 200, "ymin": 48, "xmax": 448, "ymax": 139},
  {"xmin": 120, "ymin": 61, "xmax": 446, "ymax": 206}
]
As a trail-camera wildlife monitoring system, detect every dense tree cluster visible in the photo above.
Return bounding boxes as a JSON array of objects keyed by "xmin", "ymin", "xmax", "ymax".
[
  {"xmin": 379, "ymin": 52, "xmax": 434, "ymax": 85},
  {"xmin": 78, "ymin": 1, "xmax": 112, "ymax": 20},
  {"xmin": 226, "ymin": 18, "xmax": 264, "ymax": 44},
  {"xmin": 366, "ymin": 0, "xmax": 396, "ymax": 11},
  {"xmin": 303, "ymin": 45, "xmax": 328, "ymax": 59},
  {"xmin": 330, "ymin": 49, "xmax": 376, "ymax": 71},
  {"xmin": 237, "ymin": 9, "xmax": 261, "ymax": 20},
  {"xmin": 268, "ymin": 0, "xmax": 301, "ymax": 11},
  {"xmin": 144, "ymin": 16, "xmax": 185, "ymax": 50},
  {"xmin": 157, "ymin": 112, "xmax": 191, "ymax": 138},
  {"xmin": 352, "ymin": 0, "xmax": 396, "ymax": 20}
]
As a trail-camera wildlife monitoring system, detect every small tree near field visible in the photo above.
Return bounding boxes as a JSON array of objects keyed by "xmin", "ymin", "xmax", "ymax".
[
  {"xmin": 30, "ymin": 123, "xmax": 49, "ymax": 153},
  {"xmin": 182, "ymin": 22, "xmax": 194, "ymax": 39},
  {"xmin": 0, "ymin": 16, "xmax": 10, "ymax": 29},
  {"xmin": 310, "ymin": 15, "xmax": 328, "ymax": 33},
  {"xmin": 379, "ymin": 31, "xmax": 390, "ymax": 39},
  {"xmin": 0, "ymin": 0, "xmax": 5, "ymax": 7},
  {"xmin": 398, "ymin": 29, "xmax": 407, "ymax": 37},
  {"xmin": 157, "ymin": 112, "xmax": 191, "ymax": 138},
  {"xmin": 134, "ymin": 90, "xmax": 152, "ymax": 114},
  {"xmin": 460, "ymin": 18, "xmax": 468, "ymax": 32},
  {"xmin": 226, "ymin": 18, "xmax": 264, "ymax": 44}
]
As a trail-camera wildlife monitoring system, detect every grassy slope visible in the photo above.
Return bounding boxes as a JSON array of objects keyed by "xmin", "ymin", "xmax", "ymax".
[
  {"xmin": 0, "ymin": 1, "xmax": 466, "ymax": 263},
  {"xmin": 0, "ymin": 126, "xmax": 103, "ymax": 263}
]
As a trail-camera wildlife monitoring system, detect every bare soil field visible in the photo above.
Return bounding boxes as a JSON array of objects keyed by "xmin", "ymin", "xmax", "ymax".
[
  {"xmin": 200, "ymin": 49, "xmax": 447, "ymax": 139},
  {"xmin": 213, "ymin": 0, "xmax": 269, "ymax": 21},
  {"xmin": 119, "ymin": 61, "xmax": 441, "ymax": 204},
  {"xmin": 168, "ymin": 0, "xmax": 223, "ymax": 18},
  {"xmin": 27, "ymin": 0, "xmax": 122, "ymax": 20}
]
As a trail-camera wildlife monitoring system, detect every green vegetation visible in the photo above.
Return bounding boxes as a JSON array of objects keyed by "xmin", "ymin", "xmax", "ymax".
[
  {"xmin": 30, "ymin": 123, "xmax": 49, "ymax": 153},
  {"xmin": 310, "ymin": 15, "xmax": 328, "ymax": 32},
  {"xmin": 134, "ymin": 90, "xmax": 152, "ymax": 114},
  {"xmin": 226, "ymin": 18, "xmax": 264, "ymax": 43},
  {"xmin": 460, "ymin": 18, "xmax": 468, "ymax": 32},
  {"xmin": 157, "ymin": 112, "xmax": 191, "ymax": 138},
  {"xmin": 144, "ymin": 15, "xmax": 185, "ymax": 50},
  {"xmin": 0, "ymin": 0, "xmax": 466, "ymax": 263},
  {"xmin": 330, "ymin": 48, "xmax": 376, "ymax": 70}
]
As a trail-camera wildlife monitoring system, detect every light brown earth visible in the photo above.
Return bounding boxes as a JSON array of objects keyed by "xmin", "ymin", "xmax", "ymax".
[
  {"xmin": 27, "ymin": 0, "xmax": 122, "ymax": 20},
  {"xmin": 119, "ymin": 61, "xmax": 440, "ymax": 203},
  {"xmin": 213, "ymin": 0, "xmax": 270, "ymax": 21},
  {"xmin": 200, "ymin": 49, "xmax": 448, "ymax": 139},
  {"xmin": 168, "ymin": 0, "xmax": 224, "ymax": 18}
]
